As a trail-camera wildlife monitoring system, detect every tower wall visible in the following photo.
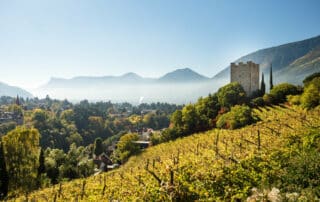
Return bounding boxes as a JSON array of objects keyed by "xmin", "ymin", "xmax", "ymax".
[{"xmin": 230, "ymin": 61, "xmax": 259, "ymax": 96}]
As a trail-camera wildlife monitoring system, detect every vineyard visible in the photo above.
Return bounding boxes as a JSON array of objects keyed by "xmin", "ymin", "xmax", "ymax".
[{"xmin": 11, "ymin": 105, "xmax": 320, "ymax": 201}]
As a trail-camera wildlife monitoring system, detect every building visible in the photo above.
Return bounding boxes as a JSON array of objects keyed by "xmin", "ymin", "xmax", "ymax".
[{"xmin": 230, "ymin": 61, "xmax": 259, "ymax": 96}]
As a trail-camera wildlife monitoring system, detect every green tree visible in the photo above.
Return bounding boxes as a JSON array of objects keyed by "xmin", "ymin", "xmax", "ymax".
[
  {"xmin": 93, "ymin": 137, "xmax": 104, "ymax": 156},
  {"xmin": 260, "ymin": 73, "xmax": 266, "ymax": 95},
  {"xmin": 195, "ymin": 94, "xmax": 220, "ymax": 130},
  {"xmin": 37, "ymin": 149, "xmax": 46, "ymax": 187},
  {"xmin": 60, "ymin": 109, "xmax": 75, "ymax": 124},
  {"xmin": 182, "ymin": 104, "xmax": 199, "ymax": 134},
  {"xmin": 2, "ymin": 127, "xmax": 40, "ymax": 193},
  {"xmin": 301, "ymin": 77, "xmax": 320, "ymax": 109},
  {"xmin": 116, "ymin": 133, "xmax": 140, "ymax": 163},
  {"xmin": 31, "ymin": 109, "xmax": 48, "ymax": 130},
  {"xmin": 217, "ymin": 105, "xmax": 253, "ymax": 129},
  {"xmin": 38, "ymin": 149, "xmax": 45, "ymax": 176},
  {"xmin": 270, "ymin": 64, "xmax": 273, "ymax": 90},
  {"xmin": 0, "ymin": 141, "xmax": 9, "ymax": 199},
  {"xmin": 269, "ymin": 83, "xmax": 299, "ymax": 104},
  {"xmin": 170, "ymin": 110, "xmax": 183, "ymax": 129},
  {"xmin": 217, "ymin": 82, "xmax": 246, "ymax": 108},
  {"xmin": 44, "ymin": 148, "xmax": 66, "ymax": 184}
]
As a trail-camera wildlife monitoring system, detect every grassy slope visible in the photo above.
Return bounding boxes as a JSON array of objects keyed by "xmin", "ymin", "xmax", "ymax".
[{"xmin": 12, "ymin": 105, "xmax": 320, "ymax": 201}]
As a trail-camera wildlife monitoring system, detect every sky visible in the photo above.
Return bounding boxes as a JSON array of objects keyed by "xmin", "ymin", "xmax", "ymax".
[{"xmin": 0, "ymin": 0, "xmax": 320, "ymax": 90}]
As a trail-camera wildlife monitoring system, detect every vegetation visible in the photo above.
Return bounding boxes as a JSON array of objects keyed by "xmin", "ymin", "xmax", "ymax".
[
  {"xmin": 270, "ymin": 64, "xmax": 273, "ymax": 90},
  {"xmin": 269, "ymin": 83, "xmax": 300, "ymax": 103},
  {"xmin": 114, "ymin": 133, "xmax": 140, "ymax": 163},
  {"xmin": 0, "ymin": 141, "xmax": 9, "ymax": 199},
  {"xmin": 301, "ymin": 77, "xmax": 320, "ymax": 109},
  {"xmin": 216, "ymin": 105, "xmax": 253, "ymax": 129},
  {"xmin": 260, "ymin": 72, "xmax": 266, "ymax": 95},
  {"xmin": 217, "ymin": 82, "xmax": 246, "ymax": 108},
  {"xmin": 302, "ymin": 71, "xmax": 320, "ymax": 86},
  {"xmin": 1, "ymin": 127, "xmax": 40, "ymax": 195},
  {"xmin": 10, "ymin": 105, "xmax": 320, "ymax": 201},
  {"xmin": 1, "ymin": 72, "xmax": 319, "ymax": 200}
]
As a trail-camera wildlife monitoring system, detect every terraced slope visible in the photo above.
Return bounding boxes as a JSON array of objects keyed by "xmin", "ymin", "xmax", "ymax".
[{"xmin": 12, "ymin": 105, "xmax": 320, "ymax": 201}]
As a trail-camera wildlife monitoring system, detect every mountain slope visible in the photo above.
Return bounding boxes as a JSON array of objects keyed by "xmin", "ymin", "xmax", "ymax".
[
  {"xmin": 0, "ymin": 82, "xmax": 33, "ymax": 98},
  {"xmin": 277, "ymin": 46, "xmax": 320, "ymax": 83},
  {"xmin": 213, "ymin": 35, "xmax": 320, "ymax": 85},
  {"xmin": 14, "ymin": 106, "xmax": 320, "ymax": 201}
]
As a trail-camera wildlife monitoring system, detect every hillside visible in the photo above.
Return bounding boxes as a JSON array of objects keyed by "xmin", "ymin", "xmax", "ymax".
[
  {"xmin": 0, "ymin": 82, "xmax": 33, "ymax": 98},
  {"xmin": 213, "ymin": 35, "xmax": 320, "ymax": 86},
  {"xmin": 14, "ymin": 105, "xmax": 320, "ymax": 201}
]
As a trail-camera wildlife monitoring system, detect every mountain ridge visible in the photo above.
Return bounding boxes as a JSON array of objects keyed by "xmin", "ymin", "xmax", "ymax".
[
  {"xmin": 213, "ymin": 35, "xmax": 320, "ymax": 86},
  {"xmin": 0, "ymin": 82, "xmax": 33, "ymax": 98}
]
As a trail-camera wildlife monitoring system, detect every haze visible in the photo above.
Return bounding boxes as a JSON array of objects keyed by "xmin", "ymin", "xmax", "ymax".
[{"xmin": 0, "ymin": 0, "xmax": 320, "ymax": 92}]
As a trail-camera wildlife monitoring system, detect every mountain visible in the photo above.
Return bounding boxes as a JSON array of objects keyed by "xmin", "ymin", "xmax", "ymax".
[
  {"xmin": 37, "ymin": 68, "xmax": 214, "ymax": 104},
  {"xmin": 0, "ymin": 82, "xmax": 33, "ymax": 98},
  {"xmin": 158, "ymin": 68, "xmax": 209, "ymax": 82},
  {"xmin": 45, "ymin": 68, "xmax": 209, "ymax": 88},
  {"xmin": 213, "ymin": 35, "xmax": 320, "ymax": 86},
  {"xmin": 37, "ymin": 35, "xmax": 320, "ymax": 103},
  {"xmin": 45, "ymin": 72, "xmax": 152, "ymax": 88}
]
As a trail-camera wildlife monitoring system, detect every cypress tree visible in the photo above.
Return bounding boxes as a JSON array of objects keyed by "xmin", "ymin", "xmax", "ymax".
[
  {"xmin": 94, "ymin": 138, "xmax": 104, "ymax": 156},
  {"xmin": 270, "ymin": 63, "xmax": 274, "ymax": 90},
  {"xmin": 37, "ymin": 149, "xmax": 45, "ymax": 187},
  {"xmin": 0, "ymin": 141, "xmax": 9, "ymax": 199},
  {"xmin": 38, "ymin": 149, "xmax": 45, "ymax": 174},
  {"xmin": 261, "ymin": 73, "xmax": 266, "ymax": 95}
]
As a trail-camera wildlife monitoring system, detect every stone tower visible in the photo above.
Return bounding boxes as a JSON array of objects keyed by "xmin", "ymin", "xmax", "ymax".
[{"xmin": 230, "ymin": 61, "xmax": 259, "ymax": 96}]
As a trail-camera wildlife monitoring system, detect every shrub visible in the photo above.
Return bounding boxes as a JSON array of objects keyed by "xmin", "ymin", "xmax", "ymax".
[
  {"xmin": 269, "ymin": 83, "xmax": 299, "ymax": 104},
  {"xmin": 251, "ymin": 97, "xmax": 264, "ymax": 107},
  {"xmin": 217, "ymin": 82, "xmax": 247, "ymax": 108},
  {"xmin": 262, "ymin": 94, "xmax": 275, "ymax": 105},
  {"xmin": 115, "ymin": 133, "xmax": 140, "ymax": 163},
  {"xmin": 216, "ymin": 105, "xmax": 253, "ymax": 129},
  {"xmin": 287, "ymin": 95, "xmax": 301, "ymax": 105},
  {"xmin": 301, "ymin": 77, "xmax": 320, "ymax": 109}
]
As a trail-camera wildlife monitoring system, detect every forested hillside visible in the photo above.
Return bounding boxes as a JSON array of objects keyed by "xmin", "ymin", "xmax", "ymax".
[
  {"xmin": 11, "ymin": 105, "xmax": 320, "ymax": 201},
  {"xmin": 1, "ymin": 73, "xmax": 319, "ymax": 201}
]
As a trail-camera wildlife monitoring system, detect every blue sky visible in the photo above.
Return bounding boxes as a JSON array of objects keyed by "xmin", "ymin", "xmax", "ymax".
[{"xmin": 0, "ymin": 0, "xmax": 320, "ymax": 89}]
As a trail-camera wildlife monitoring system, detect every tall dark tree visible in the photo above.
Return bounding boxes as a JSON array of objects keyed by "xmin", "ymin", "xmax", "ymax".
[
  {"xmin": 37, "ymin": 149, "xmax": 46, "ymax": 187},
  {"xmin": 93, "ymin": 137, "xmax": 104, "ymax": 156},
  {"xmin": 260, "ymin": 73, "xmax": 266, "ymax": 95},
  {"xmin": 0, "ymin": 141, "xmax": 9, "ymax": 199},
  {"xmin": 270, "ymin": 64, "xmax": 274, "ymax": 90}
]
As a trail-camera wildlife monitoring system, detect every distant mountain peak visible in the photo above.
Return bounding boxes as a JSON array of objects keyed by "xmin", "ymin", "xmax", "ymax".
[
  {"xmin": 120, "ymin": 72, "xmax": 142, "ymax": 79},
  {"xmin": 159, "ymin": 68, "xmax": 209, "ymax": 82},
  {"xmin": 0, "ymin": 81, "xmax": 33, "ymax": 98}
]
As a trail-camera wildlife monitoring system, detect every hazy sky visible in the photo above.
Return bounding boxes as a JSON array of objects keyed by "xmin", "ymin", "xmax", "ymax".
[{"xmin": 0, "ymin": 0, "xmax": 320, "ymax": 89}]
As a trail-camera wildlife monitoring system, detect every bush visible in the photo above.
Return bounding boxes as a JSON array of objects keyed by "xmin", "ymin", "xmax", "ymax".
[
  {"xmin": 269, "ymin": 83, "xmax": 300, "ymax": 104},
  {"xmin": 287, "ymin": 95, "xmax": 301, "ymax": 105},
  {"xmin": 216, "ymin": 105, "xmax": 253, "ymax": 129},
  {"xmin": 251, "ymin": 97, "xmax": 264, "ymax": 107},
  {"xmin": 115, "ymin": 133, "xmax": 140, "ymax": 163},
  {"xmin": 301, "ymin": 77, "xmax": 320, "ymax": 109},
  {"xmin": 217, "ymin": 82, "xmax": 247, "ymax": 108},
  {"xmin": 262, "ymin": 94, "xmax": 275, "ymax": 105}
]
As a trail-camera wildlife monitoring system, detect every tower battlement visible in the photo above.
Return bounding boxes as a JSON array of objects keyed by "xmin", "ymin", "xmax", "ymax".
[{"xmin": 230, "ymin": 61, "xmax": 259, "ymax": 96}]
